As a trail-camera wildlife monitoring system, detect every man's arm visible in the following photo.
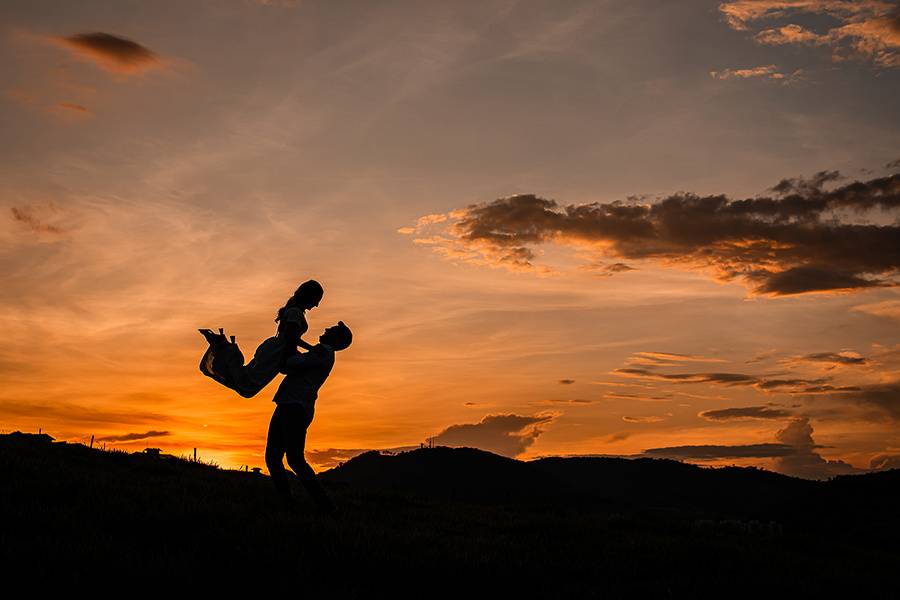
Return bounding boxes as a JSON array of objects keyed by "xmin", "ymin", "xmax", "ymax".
[{"xmin": 281, "ymin": 348, "xmax": 324, "ymax": 375}]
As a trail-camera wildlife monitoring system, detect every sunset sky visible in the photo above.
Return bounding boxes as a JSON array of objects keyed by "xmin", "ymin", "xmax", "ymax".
[{"xmin": 2, "ymin": 0, "xmax": 899, "ymax": 478}]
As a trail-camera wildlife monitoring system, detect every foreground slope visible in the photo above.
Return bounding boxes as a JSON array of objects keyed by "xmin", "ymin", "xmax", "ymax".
[{"xmin": 2, "ymin": 432, "xmax": 898, "ymax": 596}]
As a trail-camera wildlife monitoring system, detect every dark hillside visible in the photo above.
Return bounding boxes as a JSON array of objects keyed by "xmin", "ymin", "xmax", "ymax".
[{"xmin": 2, "ymin": 432, "xmax": 898, "ymax": 596}]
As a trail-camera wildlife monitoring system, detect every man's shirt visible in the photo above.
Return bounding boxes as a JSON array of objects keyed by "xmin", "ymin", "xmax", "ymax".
[{"xmin": 272, "ymin": 343, "xmax": 335, "ymax": 410}]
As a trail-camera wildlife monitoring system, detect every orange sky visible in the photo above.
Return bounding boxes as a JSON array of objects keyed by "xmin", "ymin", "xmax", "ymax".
[{"xmin": 1, "ymin": 0, "xmax": 899, "ymax": 478}]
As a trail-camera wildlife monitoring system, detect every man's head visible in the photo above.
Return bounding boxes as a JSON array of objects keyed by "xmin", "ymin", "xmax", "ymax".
[{"xmin": 320, "ymin": 321, "xmax": 352, "ymax": 351}]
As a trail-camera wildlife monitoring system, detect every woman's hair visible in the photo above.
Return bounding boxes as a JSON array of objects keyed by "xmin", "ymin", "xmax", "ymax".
[{"xmin": 275, "ymin": 280, "xmax": 324, "ymax": 322}]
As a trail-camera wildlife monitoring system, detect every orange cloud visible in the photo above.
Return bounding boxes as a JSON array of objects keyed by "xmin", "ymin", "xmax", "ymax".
[
  {"xmin": 710, "ymin": 64, "xmax": 804, "ymax": 83},
  {"xmin": 50, "ymin": 32, "xmax": 162, "ymax": 75},
  {"xmin": 402, "ymin": 170, "xmax": 900, "ymax": 296},
  {"xmin": 719, "ymin": 1, "xmax": 900, "ymax": 68}
]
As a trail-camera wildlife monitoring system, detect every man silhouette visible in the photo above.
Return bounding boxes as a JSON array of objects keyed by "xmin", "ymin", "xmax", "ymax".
[{"xmin": 265, "ymin": 321, "xmax": 352, "ymax": 514}]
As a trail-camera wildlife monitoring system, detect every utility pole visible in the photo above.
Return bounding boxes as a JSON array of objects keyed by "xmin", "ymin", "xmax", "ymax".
[{"xmin": 90, "ymin": 435, "xmax": 94, "ymax": 449}]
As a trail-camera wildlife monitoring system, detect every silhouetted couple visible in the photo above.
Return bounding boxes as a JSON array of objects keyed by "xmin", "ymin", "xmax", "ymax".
[{"xmin": 199, "ymin": 280, "xmax": 352, "ymax": 514}]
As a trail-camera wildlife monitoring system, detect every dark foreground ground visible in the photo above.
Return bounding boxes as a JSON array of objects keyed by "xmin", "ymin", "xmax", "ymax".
[{"xmin": 2, "ymin": 432, "xmax": 898, "ymax": 596}]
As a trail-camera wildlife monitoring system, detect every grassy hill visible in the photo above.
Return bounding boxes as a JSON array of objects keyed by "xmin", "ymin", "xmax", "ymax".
[{"xmin": 2, "ymin": 431, "xmax": 897, "ymax": 596}]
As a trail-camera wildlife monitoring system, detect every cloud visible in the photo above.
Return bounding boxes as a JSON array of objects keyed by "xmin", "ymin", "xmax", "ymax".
[
  {"xmin": 784, "ymin": 351, "xmax": 869, "ymax": 367},
  {"xmin": 604, "ymin": 262, "xmax": 635, "ymax": 273},
  {"xmin": 10, "ymin": 206, "xmax": 66, "ymax": 234},
  {"xmin": 0, "ymin": 399, "xmax": 172, "ymax": 427},
  {"xmin": 644, "ymin": 417, "xmax": 859, "ymax": 479},
  {"xmin": 614, "ymin": 367, "xmax": 758, "ymax": 385},
  {"xmin": 50, "ymin": 32, "xmax": 161, "ymax": 75},
  {"xmin": 642, "ymin": 443, "xmax": 795, "ymax": 459},
  {"xmin": 853, "ymin": 300, "xmax": 900, "ymax": 321},
  {"xmin": 754, "ymin": 377, "xmax": 830, "ymax": 391},
  {"xmin": 830, "ymin": 382, "xmax": 900, "ymax": 421},
  {"xmin": 402, "ymin": 170, "xmax": 900, "ymax": 296},
  {"xmin": 558, "ymin": 379, "xmax": 576, "ymax": 385},
  {"xmin": 603, "ymin": 391, "xmax": 673, "ymax": 402},
  {"xmin": 50, "ymin": 102, "xmax": 92, "ymax": 120},
  {"xmin": 700, "ymin": 405, "xmax": 794, "ymax": 421},
  {"xmin": 870, "ymin": 454, "xmax": 900, "ymax": 470},
  {"xmin": 97, "ymin": 430, "xmax": 170, "ymax": 442},
  {"xmin": 305, "ymin": 446, "xmax": 419, "ymax": 470},
  {"xmin": 432, "ymin": 413, "xmax": 554, "ymax": 457},
  {"xmin": 772, "ymin": 418, "xmax": 859, "ymax": 478},
  {"xmin": 746, "ymin": 349, "xmax": 779, "ymax": 364},
  {"xmin": 627, "ymin": 351, "xmax": 727, "ymax": 366},
  {"xmin": 710, "ymin": 64, "xmax": 804, "ymax": 83},
  {"xmin": 613, "ymin": 364, "xmax": 863, "ymax": 395},
  {"xmin": 622, "ymin": 415, "xmax": 666, "ymax": 423},
  {"xmin": 718, "ymin": 1, "xmax": 900, "ymax": 68}
]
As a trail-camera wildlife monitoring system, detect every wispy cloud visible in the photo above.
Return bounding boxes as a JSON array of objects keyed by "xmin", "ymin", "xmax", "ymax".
[
  {"xmin": 699, "ymin": 405, "xmax": 794, "ymax": 421},
  {"xmin": 10, "ymin": 205, "xmax": 68, "ymax": 235},
  {"xmin": 853, "ymin": 299, "xmax": 900, "ymax": 321},
  {"xmin": 97, "ymin": 430, "xmax": 170, "ymax": 442},
  {"xmin": 710, "ymin": 64, "xmax": 804, "ymax": 83}
]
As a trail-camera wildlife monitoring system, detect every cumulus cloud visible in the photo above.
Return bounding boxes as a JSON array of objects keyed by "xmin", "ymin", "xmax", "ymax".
[
  {"xmin": 402, "ymin": 171, "xmax": 900, "ymax": 296},
  {"xmin": 719, "ymin": 1, "xmax": 900, "ymax": 68},
  {"xmin": 772, "ymin": 417, "xmax": 859, "ymax": 478},
  {"xmin": 644, "ymin": 417, "xmax": 860, "ymax": 479},
  {"xmin": 97, "ymin": 430, "xmax": 170, "ymax": 442},
  {"xmin": 699, "ymin": 406, "xmax": 794, "ymax": 421},
  {"xmin": 432, "ymin": 413, "xmax": 554, "ymax": 457},
  {"xmin": 50, "ymin": 32, "xmax": 161, "ymax": 75}
]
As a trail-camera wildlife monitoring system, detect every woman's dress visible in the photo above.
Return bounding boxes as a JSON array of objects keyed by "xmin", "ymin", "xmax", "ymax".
[{"xmin": 199, "ymin": 307, "xmax": 307, "ymax": 398}]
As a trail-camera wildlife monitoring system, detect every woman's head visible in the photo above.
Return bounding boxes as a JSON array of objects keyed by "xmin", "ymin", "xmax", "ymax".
[
  {"xmin": 276, "ymin": 279, "xmax": 324, "ymax": 322},
  {"xmin": 293, "ymin": 280, "xmax": 324, "ymax": 310}
]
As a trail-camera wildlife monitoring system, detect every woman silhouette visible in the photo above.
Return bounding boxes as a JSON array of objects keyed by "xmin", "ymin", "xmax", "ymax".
[{"xmin": 198, "ymin": 280, "xmax": 323, "ymax": 398}]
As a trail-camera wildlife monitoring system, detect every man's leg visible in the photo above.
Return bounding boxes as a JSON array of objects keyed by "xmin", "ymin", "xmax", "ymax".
[
  {"xmin": 264, "ymin": 405, "xmax": 293, "ymax": 508},
  {"xmin": 283, "ymin": 406, "xmax": 335, "ymax": 514}
]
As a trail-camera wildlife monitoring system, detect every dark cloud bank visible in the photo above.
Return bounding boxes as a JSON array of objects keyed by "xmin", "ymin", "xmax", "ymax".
[
  {"xmin": 418, "ymin": 170, "xmax": 900, "ymax": 295},
  {"xmin": 644, "ymin": 418, "xmax": 859, "ymax": 480}
]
